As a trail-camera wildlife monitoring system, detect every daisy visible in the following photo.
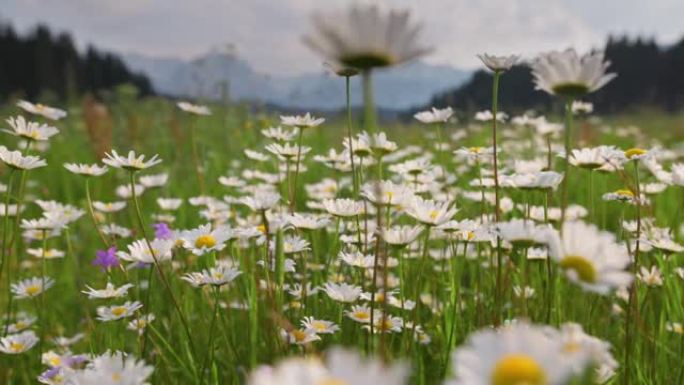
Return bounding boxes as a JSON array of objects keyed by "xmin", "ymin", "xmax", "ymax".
[
  {"xmin": 116, "ymin": 183, "xmax": 146, "ymax": 199},
  {"xmin": 6, "ymin": 313, "xmax": 36, "ymax": 334},
  {"xmin": 27, "ymin": 248, "xmax": 64, "ymax": 259},
  {"xmin": 500, "ymin": 171, "xmax": 564, "ymax": 191},
  {"xmin": 564, "ymin": 146, "xmax": 626, "ymax": 170},
  {"xmin": 358, "ymin": 131, "xmax": 398, "ymax": 156},
  {"xmin": 102, "ymin": 150, "xmax": 162, "ymax": 171},
  {"xmin": 177, "ymin": 101, "xmax": 211, "ymax": 115},
  {"xmin": 365, "ymin": 315, "xmax": 404, "ymax": 334},
  {"xmin": 362, "ymin": 180, "xmax": 413, "ymax": 207},
  {"xmin": 3, "ymin": 116, "xmax": 59, "ymax": 141},
  {"xmin": 265, "ymin": 142, "xmax": 310, "ymax": 160},
  {"xmin": 139, "ymin": 173, "xmax": 168, "ymax": 188},
  {"xmin": 64, "ymin": 163, "xmax": 108, "ymax": 176},
  {"xmin": 380, "ymin": 225, "xmax": 423, "ymax": 247},
  {"xmin": 178, "ymin": 224, "xmax": 231, "ymax": 255},
  {"xmin": 671, "ymin": 163, "xmax": 684, "ymax": 186},
  {"xmin": 414, "ymin": 107, "xmax": 454, "ymax": 124},
  {"xmin": 127, "ymin": 314, "xmax": 156, "ymax": 336},
  {"xmin": 454, "ymin": 146, "xmax": 495, "ymax": 162},
  {"xmin": 666, "ymin": 322, "xmax": 684, "ymax": 335},
  {"xmin": 82, "ymin": 282, "xmax": 134, "ymax": 299},
  {"xmin": 17, "ymin": 100, "xmax": 67, "ymax": 120},
  {"xmin": 495, "ymin": 220, "xmax": 553, "ymax": 248},
  {"xmin": 181, "ymin": 265, "xmax": 242, "ymax": 287},
  {"xmin": 301, "ymin": 317, "xmax": 340, "ymax": 334},
  {"xmin": 547, "ymin": 221, "xmax": 632, "ymax": 294},
  {"xmin": 636, "ymin": 266, "xmax": 663, "ymax": 287},
  {"xmin": 0, "ymin": 330, "xmax": 39, "ymax": 354},
  {"xmin": 339, "ymin": 251, "xmax": 375, "ymax": 269},
  {"xmin": 303, "ymin": 4, "xmax": 429, "ymax": 69},
  {"xmin": 261, "ymin": 126, "xmax": 296, "ymax": 141},
  {"xmin": 117, "ymin": 238, "xmax": 174, "ymax": 265},
  {"xmin": 280, "ymin": 113, "xmax": 325, "ymax": 129},
  {"xmin": 101, "ymin": 223, "xmax": 131, "ymax": 238},
  {"xmin": 245, "ymin": 149, "xmax": 270, "ymax": 162},
  {"xmin": 571, "ymin": 101, "xmax": 594, "ymax": 114},
  {"xmin": 530, "ymin": 48, "xmax": 616, "ymax": 97},
  {"xmin": 96, "ymin": 301, "xmax": 143, "ymax": 321},
  {"xmin": 283, "ymin": 328, "xmax": 321, "ymax": 345},
  {"xmin": 406, "ymin": 197, "xmax": 458, "ymax": 226},
  {"xmin": 323, "ymin": 198, "xmax": 364, "ymax": 217},
  {"xmin": 281, "ymin": 235, "xmax": 311, "ymax": 254},
  {"xmin": 477, "ymin": 53, "xmax": 519, "ymax": 72},
  {"xmin": 554, "ymin": 323, "xmax": 618, "ymax": 383},
  {"xmin": 11, "ymin": 277, "xmax": 55, "ymax": 299},
  {"xmin": 287, "ymin": 213, "xmax": 331, "ymax": 230},
  {"xmin": 475, "ymin": 110, "xmax": 508, "ymax": 122},
  {"xmin": 450, "ymin": 322, "xmax": 587, "ymax": 385},
  {"xmin": 323, "ymin": 282, "xmax": 362, "ymax": 303},
  {"xmin": 70, "ymin": 351, "xmax": 153, "ymax": 384},
  {"xmin": 93, "ymin": 201, "xmax": 127, "ymax": 213},
  {"xmin": 0, "ymin": 146, "xmax": 47, "ymax": 170}
]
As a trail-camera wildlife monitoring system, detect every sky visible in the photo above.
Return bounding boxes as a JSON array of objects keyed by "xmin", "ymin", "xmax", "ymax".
[{"xmin": 3, "ymin": 0, "xmax": 684, "ymax": 76}]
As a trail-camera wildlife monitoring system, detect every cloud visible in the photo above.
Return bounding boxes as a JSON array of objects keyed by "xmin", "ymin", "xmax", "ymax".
[{"xmin": 3, "ymin": 0, "xmax": 683, "ymax": 75}]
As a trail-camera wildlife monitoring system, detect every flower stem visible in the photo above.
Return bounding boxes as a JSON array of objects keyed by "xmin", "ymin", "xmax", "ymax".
[
  {"xmin": 85, "ymin": 178, "xmax": 109, "ymax": 247},
  {"xmin": 560, "ymin": 98, "xmax": 574, "ymax": 229},
  {"xmin": 290, "ymin": 128, "xmax": 304, "ymax": 213},
  {"xmin": 346, "ymin": 76, "xmax": 359, "ymax": 198}
]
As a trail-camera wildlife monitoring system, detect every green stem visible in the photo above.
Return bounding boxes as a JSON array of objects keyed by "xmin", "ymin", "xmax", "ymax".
[
  {"xmin": 560, "ymin": 98, "xmax": 574, "ymax": 229},
  {"xmin": 85, "ymin": 178, "xmax": 110, "ymax": 247},
  {"xmin": 362, "ymin": 70, "xmax": 377, "ymax": 134},
  {"xmin": 346, "ymin": 76, "xmax": 359, "ymax": 198},
  {"xmin": 290, "ymin": 128, "xmax": 304, "ymax": 213}
]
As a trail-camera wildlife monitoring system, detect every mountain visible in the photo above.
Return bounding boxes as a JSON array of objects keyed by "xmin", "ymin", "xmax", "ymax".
[{"xmin": 122, "ymin": 50, "xmax": 470, "ymax": 110}]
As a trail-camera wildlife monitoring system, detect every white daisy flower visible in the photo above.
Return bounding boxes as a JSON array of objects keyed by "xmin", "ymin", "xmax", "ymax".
[
  {"xmin": 301, "ymin": 317, "xmax": 340, "ymax": 335},
  {"xmin": 414, "ymin": 107, "xmax": 454, "ymax": 124},
  {"xmin": 93, "ymin": 201, "xmax": 127, "ymax": 213},
  {"xmin": 11, "ymin": 277, "xmax": 55, "ymax": 299},
  {"xmin": 177, "ymin": 101, "xmax": 211, "ymax": 115},
  {"xmin": 3, "ymin": 116, "xmax": 59, "ymax": 141},
  {"xmin": 0, "ymin": 330, "xmax": 39, "ymax": 354},
  {"xmin": 102, "ymin": 150, "xmax": 162, "ymax": 171},
  {"xmin": 323, "ymin": 282, "xmax": 362, "ymax": 303},
  {"xmin": 303, "ymin": 4, "xmax": 429, "ymax": 69},
  {"xmin": 117, "ymin": 238, "xmax": 174, "ymax": 265},
  {"xmin": 70, "ymin": 351, "xmax": 153, "ymax": 384},
  {"xmin": 127, "ymin": 314, "xmax": 156, "ymax": 336},
  {"xmin": 179, "ymin": 224, "xmax": 231, "ymax": 255},
  {"xmin": 280, "ymin": 113, "xmax": 325, "ymax": 129},
  {"xmin": 477, "ymin": 53, "xmax": 519, "ymax": 72},
  {"xmin": 547, "ymin": 221, "xmax": 633, "ymax": 294},
  {"xmin": 96, "ymin": 301, "xmax": 143, "ymax": 321},
  {"xmin": 405, "ymin": 197, "xmax": 457, "ymax": 226},
  {"xmin": 17, "ymin": 100, "xmax": 67, "ymax": 120},
  {"xmin": 181, "ymin": 265, "xmax": 242, "ymax": 287},
  {"xmin": 0, "ymin": 145, "xmax": 47, "ymax": 170},
  {"xmin": 82, "ymin": 282, "xmax": 134, "ymax": 299},
  {"xmin": 64, "ymin": 163, "xmax": 108, "ymax": 176},
  {"xmin": 530, "ymin": 48, "xmax": 616, "ymax": 97}
]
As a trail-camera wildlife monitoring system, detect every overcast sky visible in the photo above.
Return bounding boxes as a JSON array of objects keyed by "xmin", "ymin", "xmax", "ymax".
[{"xmin": 3, "ymin": 0, "xmax": 684, "ymax": 75}]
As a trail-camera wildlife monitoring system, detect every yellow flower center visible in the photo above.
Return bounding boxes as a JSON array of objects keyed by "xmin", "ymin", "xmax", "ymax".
[
  {"xmin": 291, "ymin": 329, "xmax": 308, "ymax": 342},
  {"xmin": 353, "ymin": 311, "xmax": 370, "ymax": 321},
  {"xmin": 195, "ymin": 234, "xmax": 216, "ymax": 249},
  {"xmin": 560, "ymin": 255, "xmax": 598, "ymax": 283},
  {"xmin": 615, "ymin": 189, "xmax": 634, "ymax": 198},
  {"xmin": 49, "ymin": 356, "xmax": 62, "ymax": 366},
  {"xmin": 625, "ymin": 148, "xmax": 647, "ymax": 159},
  {"xmin": 491, "ymin": 354, "xmax": 547, "ymax": 385},
  {"xmin": 429, "ymin": 211, "xmax": 439, "ymax": 220},
  {"xmin": 112, "ymin": 372, "xmax": 122, "ymax": 382},
  {"xmin": 25, "ymin": 285, "xmax": 41, "ymax": 296},
  {"xmin": 466, "ymin": 231, "xmax": 476, "ymax": 241},
  {"xmin": 111, "ymin": 306, "xmax": 127, "ymax": 317},
  {"xmin": 14, "ymin": 321, "xmax": 27, "ymax": 330},
  {"xmin": 317, "ymin": 378, "xmax": 349, "ymax": 385},
  {"xmin": 469, "ymin": 147, "xmax": 483, "ymax": 153},
  {"xmin": 256, "ymin": 224, "xmax": 266, "ymax": 234},
  {"xmin": 312, "ymin": 321, "xmax": 328, "ymax": 332},
  {"xmin": 563, "ymin": 342, "xmax": 582, "ymax": 353},
  {"xmin": 377, "ymin": 319, "xmax": 395, "ymax": 331},
  {"xmin": 9, "ymin": 342, "xmax": 25, "ymax": 352}
]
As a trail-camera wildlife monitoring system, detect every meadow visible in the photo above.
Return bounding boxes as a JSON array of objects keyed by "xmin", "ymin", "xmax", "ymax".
[{"xmin": 1, "ymin": 5, "xmax": 684, "ymax": 385}]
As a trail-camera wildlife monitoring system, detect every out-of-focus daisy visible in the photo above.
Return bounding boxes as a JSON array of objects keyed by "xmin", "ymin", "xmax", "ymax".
[
  {"xmin": 323, "ymin": 282, "xmax": 362, "ymax": 303},
  {"xmin": 547, "ymin": 221, "xmax": 632, "ymax": 294},
  {"xmin": 280, "ymin": 113, "xmax": 324, "ymax": 129},
  {"xmin": 636, "ymin": 266, "xmax": 663, "ymax": 287},
  {"xmin": 362, "ymin": 180, "xmax": 413, "ymax": 207},
  {"xmin": 261, "ymin": 126, "xmax": 296, "ymax": 142},
  {"xmin": 0, "ymin": 145, "xmax": 47, "ymax": 170},
  {"xmin": 287, "ymin": 213, "xmax": 331, "ymax": 230},
  {"xmin": 477, "ymin": 53, "xmax": 519, "ymax": 72},
  {"xmin": 177, "ymin": 101, "xmax": 211, "ymax": 115},
  {"xmin": 323, "ymin": 198, "xmax": 364, "ymax": 217},
  {"xmin": 82, "ymin": 282, "xmax": 134, "ymax": 299},
  {"xmin": 27, "ymin": 247, "xmax": 64, "ymax": 259},
  {"xmin": 406, "ymin": 197, "xmax": 457, "ymax": 226},
  {"xmin": 303, "ymin": 4, "xmax": 429, "ymax": 70},
  {"xmin": 157, "ymin": 198, "xmax": 183, "ymax": 211},
  {"xmin": 414, "ymin": 107, "xmax": 454, "ymax": 124},
  {"xmin": 96, "ymin": 301, "xmax": 143, "ymax": 321},
  {"xmin": 301, "ymin": 317, "xmax": 340, "ymax": 335},
  {"xmin": 666, "ymin": 322, "xmax": 684, "ymax": 335},
  {"xmin": 3, "ymin": 116, "xmax": 59, "ymax": 141},
  {"xmin": 102, "ymin": 150, "xmax": 161, "ymax": 171},
  {"xmin": 93, "ymin": 201, "xmax": 127, "ymax": 213},
  {"xmin": 64, "ymin": 163, "xmax": 108, "ymax": 176},
  {"xmin": 553, "ymin": 322, "xmax": 618, "ymax": 383},
  {"xmin": 11, "ymin": 277, "xmax": 55, "ymax": 299},
  {"xmin": 182, "ymin": 265, "xmax": 241, "ymax": 287},
  {"xmin": 450, "ymin": 322, "xmax": 588, "ymax": 385},
  {"xmin": 495, "ymin": 220, "xmax": 553, "ymax": 248},
  {"xmin": 475, "ymin": 110, "xmax": 508, "ymax": 122},
  {"xmin": 530, "ymin": 49, "xmax": 616, "ymax": 97},
  {"xmin": 117, "ymin": 238, "xmax": 174, "ymax": 265},
  {"xmin": 0, "ymin": 330, "xmax": 39, "ymax": 354},
  {"xmin": 17, "ymin": 100, "xmax": 67, "ymax": 120},
  {"xmin": 283, "ymin": 328, "xmax": 321, "ymax": 345},
  {"xmin": 127, "ymin": 314, "xmax": 156, "ymax": 336},
  {"xmin": 501, "ymin": 171, "xmax": 564, "ymax": 191},
  {"xmin": 571, "ymin": 101, "xmax": 594, "ymax": 114},
  {"xmin": 380, "ymin": 225, "xmax": 423, "ymax": 247},
  {"xmin": 139, "ymin": 173, "xmax": 168, "ymax": 188},
  {"xmin": 70, "ymin": 351, "xmax": 153, "ymax": 384}
]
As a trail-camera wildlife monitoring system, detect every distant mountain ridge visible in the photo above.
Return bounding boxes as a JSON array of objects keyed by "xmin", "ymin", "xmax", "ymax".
[{"xmin": 123, "ymin": 51, "xmax": 471, "ymax": 110}]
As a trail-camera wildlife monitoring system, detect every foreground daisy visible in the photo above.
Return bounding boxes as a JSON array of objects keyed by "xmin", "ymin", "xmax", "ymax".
[
  {"xmin": 0, "ymin": 330, "xmax": 39, "ymax": 354},
  {"xmin": 530, "ymin": 49, "xmax": 616, "ymax": 97},
  {"xmin": 96, "ymin": 301, "xmax": 143, "ymax": 321},
  {"xmin": 102, "ymin": 150, "xmax": 162, "ymax": 171},
  {"xmin": 17, "ymin": 100, "xmax": 67, "ymax": 120},
  {"xmin": 547, "ymin": 221, "xmax": 632, "ymax": 294},
  {"xmin": 11, "ymin": 277, "xmax": 55, "ymax": 299},
  {"xmin": 64, "ymin": 163, "xmax": 109, "ymax": 176},
  {"xmin": 3, "ymin": 116, "xmax": 59, "ymax": 141},
  {"xmin": 0, "ymin": 145, "xmax": 47, "ymax": 170},
  {"xmin": 303, "ymin": 4, "xmax": 429, "ymax": 70},
  {"xmin": 450, "ymin": 322, "xmax": 588, "ymax": 385},
  {"xmin": 69, "ymin": 351, "xmax": 153, "ymax": 384},
  {"xmin": 248, "ymin": 347, "xmax": 407, "ymax": 385},
  {"xmin": 178, "ymin": 224, "xmax": 231, "ymax": 255}
]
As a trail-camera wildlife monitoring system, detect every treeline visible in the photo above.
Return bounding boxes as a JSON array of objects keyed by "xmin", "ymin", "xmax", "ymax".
[
  {"xmin": 0, "ymin": 23, "xmax": 153, "ymax": 101},
  {"xmin": 427, "ymin": 36, "xmax": 684, "ymax": 114}
]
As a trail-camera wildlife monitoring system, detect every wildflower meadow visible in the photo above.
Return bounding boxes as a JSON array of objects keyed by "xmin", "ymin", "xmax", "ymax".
[{"xmin": 1, "ymin": 3, "xmax": 684, "ymax": 385}]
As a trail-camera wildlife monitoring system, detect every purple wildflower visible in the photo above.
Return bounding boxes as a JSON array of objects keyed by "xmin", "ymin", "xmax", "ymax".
[
  {"xmin": 92, "ymin": 246, "xmax": 119, "ymax": 271},
  {"xmin": 154, "ymin": 222, "xmax": 173, "ymax": 240}
]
